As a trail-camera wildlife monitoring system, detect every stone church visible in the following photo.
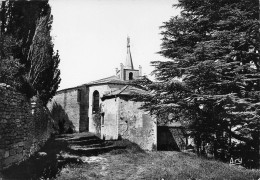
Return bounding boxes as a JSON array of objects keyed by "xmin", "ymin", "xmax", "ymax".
[{"xmin": 48, "ymin": 37, "xmax": 186, "ymax": 151}]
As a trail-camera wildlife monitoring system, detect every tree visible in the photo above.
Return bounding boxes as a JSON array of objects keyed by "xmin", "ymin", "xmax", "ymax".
[
  {"xmin": 135, "ymin": 0, "xmax": 259, "ymax": 164},
  {"xmin": 0, "ymin": 1, "xmax": 61, "ymax": 105},
  {"xmin": 1, "ymin": 1, "xmax": 50, "ymax": 67},
  {"xmin": 26, "ymin": 14, "xmax": 61, "ymax": 105}
]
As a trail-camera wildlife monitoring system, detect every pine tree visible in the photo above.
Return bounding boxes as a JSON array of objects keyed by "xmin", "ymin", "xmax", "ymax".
[{"xmin": 135, "ymin": 0, "xmax": 259, "ymax": 165}]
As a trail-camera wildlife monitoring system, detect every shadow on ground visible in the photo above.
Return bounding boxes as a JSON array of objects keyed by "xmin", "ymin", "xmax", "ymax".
[{"xmin": 2, "ymin": 132, "xmax": 125, "ymax": 180}]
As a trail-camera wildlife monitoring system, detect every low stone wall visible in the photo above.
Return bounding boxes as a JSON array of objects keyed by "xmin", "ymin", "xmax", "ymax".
[{"xmin": 0, "ymin": 84, "xmax": 53, "ymax": 170}]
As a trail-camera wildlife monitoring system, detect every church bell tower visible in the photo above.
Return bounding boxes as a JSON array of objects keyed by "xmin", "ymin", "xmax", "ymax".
[{"xmin": 116, "ymin": 36, "xmax": 142, "ymax": 81}]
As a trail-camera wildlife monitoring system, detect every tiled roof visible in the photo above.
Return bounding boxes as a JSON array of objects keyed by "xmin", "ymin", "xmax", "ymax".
[
  {"xmin": 82, "ymin": 75, "xmax": 129, "ymax": 86},
  {"xmin": 56, "ymin": 85, "xmax": 81, "ymax": 94},
  {"xmin": 102, "ymin": 85, "xmax": 148, "ymax": 99},
  {"xmin": 56, "ymin": 75, "xmax": 131, "ymax": 93}
]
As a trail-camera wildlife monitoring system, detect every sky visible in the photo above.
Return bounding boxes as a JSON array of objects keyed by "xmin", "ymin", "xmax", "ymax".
[{"xmin": 49, "ymin": 0, "xmax": 180, "ymax": 90}]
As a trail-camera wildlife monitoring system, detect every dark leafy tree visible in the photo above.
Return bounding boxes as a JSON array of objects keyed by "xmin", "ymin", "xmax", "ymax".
[
  {"xmin": 134, "ymin": 0, "xmax": 260, "ymax": 165},
  {"xmin": 1, "ymin": 1, "xmax": 50, "ymax": 67},
  {"xmin": 26, "ymin": 14, "xmax": 61, "ymax": 105},
  {"xmin": 0, "ymin": 1, "xmax": 61, "ymax": 105}
]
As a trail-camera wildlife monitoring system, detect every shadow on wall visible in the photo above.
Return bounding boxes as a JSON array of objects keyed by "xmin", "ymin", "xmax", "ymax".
[
  {"xmin": 50, "ymin": 102, "xmax": 75, "ymax": 134},
  {"xmin": 93, "ymin": 113, "xmax": 101, "ymax": 138},
  {"xmin": 33, "ymin": 100, "xmax": 53, "ymax": 139},
  {"xmin": 157, "ymin": 126, "xmax": 180, "ymax": 151}
]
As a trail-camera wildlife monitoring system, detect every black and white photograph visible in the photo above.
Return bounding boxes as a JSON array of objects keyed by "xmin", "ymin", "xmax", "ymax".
[{"xmin": 0, "ymin": 0, "xmax": 260, "ymax": 179}]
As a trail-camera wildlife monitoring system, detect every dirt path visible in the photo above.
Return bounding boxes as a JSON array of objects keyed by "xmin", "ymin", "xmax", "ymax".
[
  {"xmin": 2, "ymin": 133, "xmax": 260, "ymax": 180},
  {"xmin": 1, "ymin": 132, "xmax": 122, "ymax": 180}
]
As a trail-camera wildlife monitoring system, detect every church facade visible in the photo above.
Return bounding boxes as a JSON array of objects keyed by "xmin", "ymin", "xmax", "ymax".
[{"xmin": 48, "ymin": 37, "xmax": 158, "ymax": 150}]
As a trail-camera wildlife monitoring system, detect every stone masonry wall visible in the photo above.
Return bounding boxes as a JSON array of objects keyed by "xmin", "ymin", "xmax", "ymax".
[
  {"xmin": 118, "ymin": 98, "xmax": 157, "ymax": 150},
  {"xmin": 89, "ymin": 85, "xmax": 111, "ymax": 133},
  {"xmin": 101, "ymin": 98, "xmax": 118, "ymax": 140},
  {"xmin": 0, "ymin": 84, "xmax": 53, "ymax": 170},
  {"xmin": 48, "ymin": 88, "xmax": 80, "ymax": 132},
  {"xmin": 79, "ymin": 86, "xmax": 89, "ymax": 132}
]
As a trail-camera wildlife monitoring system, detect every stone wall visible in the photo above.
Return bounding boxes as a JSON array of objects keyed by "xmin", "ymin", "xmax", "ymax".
[
  {"xmin": 0, "ymin": 84, "xmax": 53, "ymax": 170},
  {"xmin": 88, "ymin": 84, "xmax": 126, "ymax": 134},
  {"xmin": 79, "ymin": 86, "xmax": 89, "ymax": 132},
  {"xmin": 101, "ymin": 96, "xmax": 157, "ymax": 150},
  {"xmin": 100, "ymin": 98, "xmax": 118, "ymax": 140},
  {"xmin": 118, "ymin": 97, "xmax": 157, "ymax": 150},
  {"xmin": 89, "ymin": 85, "xmax": 112, "ymax": 133},
  {"xmin": 48, "ymin": 88, "xmax": 80, "ymax": 132},
  {"xmin": 124, "ymin": 69, "xmax": 139, "ymax": 80}
]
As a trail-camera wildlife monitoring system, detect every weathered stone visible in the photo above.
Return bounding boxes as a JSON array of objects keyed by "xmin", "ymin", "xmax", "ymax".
[
  {"xmin": 100, "ymin": 97, "xmax": 156, "ymax": 150},
  {"xmin": 47, "ymin": 88, "xmax": 81, "ymax": 132},
  {"xmin": 0, "ymin": 86, "xmax": 52, "ymax": 171}
]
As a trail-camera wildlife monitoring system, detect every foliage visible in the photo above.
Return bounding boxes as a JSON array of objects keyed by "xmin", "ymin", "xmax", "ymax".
[
  {"xmin": 0, "ymin": 34, "xmax": 34, "ymax": 96},
  {"xmin": 3, "ymin": 133, "xmax": 260, "ymax": 179},
  {"xmin": 0, "ymin": 56, "xmax": 23, "ymax": 88},
  {"xmin": 0, "ymin": 1, "xmax": 61, "ymax": 105},
  {"xmin": 1, "ymin": 1, "xmax": 50, "ymax": 67},
  {"xmin": 26, "ymin": 14, "xmax": 61, "ymax": 105},
  {"xmin": 134, "ymin": 0, "xmax": 260, "ymax": 163}
]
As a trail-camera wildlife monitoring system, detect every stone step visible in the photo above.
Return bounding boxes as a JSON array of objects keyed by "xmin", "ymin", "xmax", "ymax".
[
  {"xmin": 65, "ymin": 136, "xmax": 99, "ymax": 141},
  {"xmin": 68, "ymin": 139, "xmax": 104, "ymax": 146},
  {"xmin": 70, "ymin": 142, "xmax": 113, "ymax": 149},
  {"xmin": 68, "ymin": 145, "xmax": 125, "ymax": 156}
]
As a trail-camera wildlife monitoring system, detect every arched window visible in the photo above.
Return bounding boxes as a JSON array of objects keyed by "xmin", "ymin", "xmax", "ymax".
[
  {"xmin": 93, "ymin": 90, "xmax": 99, "ymax": 113},
  {"xmin": 129, "ymin": 72, "xmax": 133, "ymax": 80}
]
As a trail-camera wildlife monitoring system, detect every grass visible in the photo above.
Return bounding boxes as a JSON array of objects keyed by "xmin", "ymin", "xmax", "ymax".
[
  {"xmin": 56, "ymin": 140, "xmax": 260, "ymax": 180},
  {"xmin": 2, "ymin": 133, "xmax": 260, "ymax": 180}
]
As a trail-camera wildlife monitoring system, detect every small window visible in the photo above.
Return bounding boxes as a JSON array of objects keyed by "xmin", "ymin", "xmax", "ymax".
[
  {"xmin": 93, "ymin": 90, "xmax": 99, "ymax": 113},
  {"xmin": 101, "ymin": 112, "xmax": 105, "ymax": 125},
  {"xmin": 129, "ymin": 72, "xmax": 133, "ymax": 80}
]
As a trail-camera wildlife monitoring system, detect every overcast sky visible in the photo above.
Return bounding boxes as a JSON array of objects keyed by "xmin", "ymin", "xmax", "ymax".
[{"xmin": 49, "ymin": 0, "xmax": 180, "ymax": 90}]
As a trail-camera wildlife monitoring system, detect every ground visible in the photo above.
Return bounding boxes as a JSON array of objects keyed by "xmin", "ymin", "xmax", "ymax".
[{"xmin": 1, "ymin": 132, "xmax": 260, "ymax": 180}]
